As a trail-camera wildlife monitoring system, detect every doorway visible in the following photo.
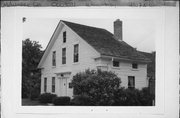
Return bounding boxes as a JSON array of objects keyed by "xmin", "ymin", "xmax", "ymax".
[{"xmin": 60, "ymin": 77, "xmax": 68, "ymax": 96}]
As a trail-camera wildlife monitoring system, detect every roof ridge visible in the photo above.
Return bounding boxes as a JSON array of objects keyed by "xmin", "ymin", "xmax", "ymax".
[
  {"xmin": 61, "ymin": 20, "xmax": 107, "ymax": 31},
  {"xmin": 61, "ymin": 20, "xmax": 150, "ymax": 62}
]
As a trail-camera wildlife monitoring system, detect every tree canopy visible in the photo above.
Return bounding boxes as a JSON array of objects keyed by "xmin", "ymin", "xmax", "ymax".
[{"xmin": 22, "ymin": 39, "xmax": 43, "ymax": 99}]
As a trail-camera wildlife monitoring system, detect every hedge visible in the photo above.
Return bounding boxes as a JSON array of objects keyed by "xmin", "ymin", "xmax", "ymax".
[
  {"xmin": 39, "ymin": 93, "xmax": 57, "ymax": 104},
  {"xmin": 52, "ymin": 96, "xmax": 71, "ymax": 106}
]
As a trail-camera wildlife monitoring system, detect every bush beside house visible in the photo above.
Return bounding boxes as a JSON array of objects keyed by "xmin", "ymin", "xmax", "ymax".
[
  {"xmin": 71, "ymin": 69, "xmax": 121, "ymax": 106},
  {"xmin": 71, "ymin": 69, "xmax": 154, "ymax": 106},
  {"xmin": 52, "ymin": 97, "xmax": 71, "ymax": 105},
  {"xmin": 69, "ymin": 87, "xmax": 154, "ymax": 106},
  {"xmin": 113, "ymin": 87, "xmax": 154, "ymax": 106},
  {"xmin": 70, "ymin": 95, "xmax": 93, "ymax": 106},
  {"xmin": 39, "ymin": 93, "xmax": 57, "ymax": 104},
  {"xmin": 138, "ymin": 87, "xmax": 155, "ymax": 106}
]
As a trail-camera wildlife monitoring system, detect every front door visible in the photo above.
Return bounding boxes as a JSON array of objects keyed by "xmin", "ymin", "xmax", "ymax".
[
  {"xmin": 57, "ymin": 72, "xmax": 72, "ymax": 97},
  {"xmin": 60, "ymin": 77, "xmax": 67, "ymax": 96}
]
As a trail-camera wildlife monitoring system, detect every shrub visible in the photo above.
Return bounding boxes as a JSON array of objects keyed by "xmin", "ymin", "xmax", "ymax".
[
  {"xmin": 70, "ymin": 95, "xmax": 93, "ymax": 106},
  {"xmin": 113, "ymin": 87, "xmax": 154, "ymax": 106},
  {"xmin": 71, "ymin": 69, "xmax": 154, "ymax": 106},
  {"xmin": 39, "ymin": 93, "xmax": 57, "ymax": 104},
  {"xmin": 113, "ymin": 88, "xmax": 141, "ymax": 106},
  {"xmin": 71, "ymin": 69, "xmax": 121, "ymax": 105},
  {"xmin": 138, "ymin": 87, "xmax": 155, "ymax": 106},
  {"xmin": 123, "ymin": 89, "xmax": 141, "ymax": 106},
  {"xmin": 113, "ymin": 87, "xmax": 126, "ymax": 106},
  {"xmin": 52, "ymin": 96, "xmax": 71, "ymax": 106},
  {"xmin": 30, "ymin": 88, "xmax": 40, "ymax": 100}
]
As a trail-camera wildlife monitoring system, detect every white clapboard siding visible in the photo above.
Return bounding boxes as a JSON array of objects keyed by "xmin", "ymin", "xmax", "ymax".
[
  {"xmin": 40, "ymin": 22, "xmax": 148, "ymax": 97},
  {"xmin": 40, "ymin": 23, "xmax": 100, "ymax": 96}
]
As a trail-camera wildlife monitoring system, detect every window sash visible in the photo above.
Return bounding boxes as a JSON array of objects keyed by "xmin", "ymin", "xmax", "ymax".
[
  {"xmin": 74, "ymin": 44, "xmax": 79, "ymax": 62},
  {"xmin": 63, "ymin": 31, "xmax": 66, "ymax": 43},
  {"xmin": 52, "ymin": 77, "xmax": 55, "ymax": 92},
  {"xmin": 62, "ymin": 48, "xmax": 66, "ymax": 64},
  {"xmin": 132, "ymin": 63, "xmax": 138, "ymax": 69},
  {"xmin": 113, "ymin": 61, "xmax": 119, "ymax": 67},
  {"xmin": 69, "ymin": 82, "xmax": 73, "ymax": 88},
  {"xmin": 52, "ymin": 51, "xmax": 56, "ymax": 66},
  {"xmin": 44, "ymin": 78, "xmax": 47, "ymax": 92},
  {"xmin": 74, "ymin": 54, "xmax": 78, "ymax": 62},
  {"xmin": 62, "ymin": 57, "xmax": 66, "ymax": 64},
  {"xmin": 128, "ymin": 76, "xmax": 135, "ymax": 89}
]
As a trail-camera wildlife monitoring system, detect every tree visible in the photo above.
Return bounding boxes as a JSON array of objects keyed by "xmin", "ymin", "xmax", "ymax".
[
  {"xmin": 71, "ymin": 69, "xmax": 121, "ymax": 105},
  {"xmin": 22, "ymin": 38, "xmax": 43, "ymax": 99}
]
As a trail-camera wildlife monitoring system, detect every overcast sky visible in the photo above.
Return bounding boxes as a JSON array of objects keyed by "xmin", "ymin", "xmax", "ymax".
[{"xmin": 23, "ymin": 18, "xmax": 155, "ymax": 53}]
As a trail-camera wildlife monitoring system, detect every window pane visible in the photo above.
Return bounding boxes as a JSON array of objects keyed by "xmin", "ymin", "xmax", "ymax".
[
  {"xmin": 62, "ymin": 48, "xmax": 66, "ymax": 64},
  {"xmin": 69, "ymin": 82, "xmax": 72, "ymax": 88},
  {"xmin": 44, "ymin": 78, "xmax": 47, "ymax": 92},
  {"xmin": 62, "ymin": 48, "xmax": 66, "ymax": 56},
  {"xmin": 132, "ymin": 63, "xmax": 138, "ymax": 69},
  {"xmin": 74, "ymin": 44, "xmax": 79, "ymax": 62},
  {"xmin": 128, "ymin": 76, "xmax": 135, "ymax": 89},
  {"xmin": 63, "ymin": 31, "xmax": 66, "ymax": 43},
  {"xmin": 52, "ymin": 51, "xmax": 56, "ymax": 66},
  {"xmin": 74, "ymin": 54, "xmax": 78, "ymax": 62},
  {"xmin": 52, "ymin": 77, "xmax": 55, "ymax": 92},
  {"xmin": 113, "ymin": 61, "xmax": 119, "ymax": 67},
  {"xmin": 62, "ymin": 57, "xmax": 66, "ymax": 64}
]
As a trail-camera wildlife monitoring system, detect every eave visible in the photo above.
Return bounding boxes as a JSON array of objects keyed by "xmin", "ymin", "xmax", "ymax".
[{"xmin": 98, "ymin": 54, "xmax": 151, "ymax": 63}]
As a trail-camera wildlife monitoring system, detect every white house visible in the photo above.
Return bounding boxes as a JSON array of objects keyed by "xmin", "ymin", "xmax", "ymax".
[{"xmin": 37, "ymin": 19, "xmax": 151, "ymax": 98}]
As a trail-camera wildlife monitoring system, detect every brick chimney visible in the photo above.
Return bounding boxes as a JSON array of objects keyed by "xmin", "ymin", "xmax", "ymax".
[{"xmin": 114, "ymin": 19, "xmax": 123, "ymax": 41}]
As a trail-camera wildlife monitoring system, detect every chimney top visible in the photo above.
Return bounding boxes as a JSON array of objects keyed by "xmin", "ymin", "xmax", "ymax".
[{"xmin": 114, "ymin": 19, "xmax": 123, "ymax": 41}]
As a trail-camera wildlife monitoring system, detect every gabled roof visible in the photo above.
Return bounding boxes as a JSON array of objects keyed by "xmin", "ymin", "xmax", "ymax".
[
  {"xmin": 38, "ymin": 20, "xmax": 151, "ymax": 68},
  {"xmin": 62, "ymin": 20, "xmax": 150, "ymax": 62}
]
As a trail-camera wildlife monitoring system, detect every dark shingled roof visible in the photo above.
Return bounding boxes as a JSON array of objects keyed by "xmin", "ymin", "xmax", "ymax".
[{"xmin": 62, "ymin": 20, "xmax": 150, "ymax": 62}]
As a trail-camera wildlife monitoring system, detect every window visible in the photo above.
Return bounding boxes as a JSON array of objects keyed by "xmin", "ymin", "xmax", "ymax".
[
  {"xmin": 69, "ymin": 82, "xmax": 73, "ymax": 88},
  {"xmin": 63, "ymin": 31, "xmax": 66, "ymax": 43},
  {"xmin": 52, "ymin": 77, "xmax": 55, "ymax": 93},
  {"xmin": 132, "ymin": 63, "xmax": 138, "ymax": 69},
  {"xmin": 128, "ymin": 76, "xmax": 135, "ymax": 89},
  {"xmin": 44, "ymin": 78, "xmax": 47, "ymax": 92},
  {"xmin": 74, "ymin": 44, "xmax": 79, "ymax": 63},
  {"xmin": 52, "ymin": 51, "xmax": 56, "ymax": 66},
  {"xmin": 113, "ymin": 61, "xmax": 119, "ymax": 67},
  {"xmin": 62, "ymin": 48, "xmax": 66, "ymax": 64}
]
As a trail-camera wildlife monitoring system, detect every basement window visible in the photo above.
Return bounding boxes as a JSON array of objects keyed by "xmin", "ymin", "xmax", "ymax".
[{"xmin": 113, "ymin": 61, "xmax": 119, "ymax": 67}]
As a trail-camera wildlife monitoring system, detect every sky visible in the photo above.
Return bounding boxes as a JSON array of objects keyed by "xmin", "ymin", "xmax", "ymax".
[{"xmin": 23, "ymin": 18, "xmax": 156, "ymax": 53}]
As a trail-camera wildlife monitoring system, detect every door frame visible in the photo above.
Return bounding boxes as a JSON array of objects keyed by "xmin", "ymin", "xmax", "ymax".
[
  {"xmin": 59, "ymin": 76, "xmax": 68, "ymax": 96},
  {"xmin": 55, "ymin": 72, "xmax": 71, "ymax": 96}
]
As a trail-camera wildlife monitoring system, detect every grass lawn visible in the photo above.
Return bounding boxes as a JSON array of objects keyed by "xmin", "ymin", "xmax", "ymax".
[{"xmin": 22, "ymin": 98, "xmax": 48, "ymax": 106}]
